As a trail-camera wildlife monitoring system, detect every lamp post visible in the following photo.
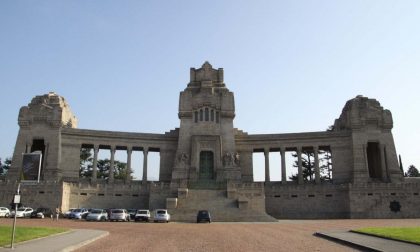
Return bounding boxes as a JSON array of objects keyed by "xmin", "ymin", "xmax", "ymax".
[{"xmin": 10, "ymin": 182, "xmax": 21, "ymax": 249}]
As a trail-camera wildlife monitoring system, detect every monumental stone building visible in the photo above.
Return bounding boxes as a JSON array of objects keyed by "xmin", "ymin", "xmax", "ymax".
[{"xmin": 1, "ymin": 62, "xmax": 419, "ymax": 221}]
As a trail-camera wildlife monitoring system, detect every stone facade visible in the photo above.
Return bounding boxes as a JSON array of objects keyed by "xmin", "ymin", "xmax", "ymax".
[{"xmin": 1, "ymin": 62, "xmax": 418, "ymax": 221}]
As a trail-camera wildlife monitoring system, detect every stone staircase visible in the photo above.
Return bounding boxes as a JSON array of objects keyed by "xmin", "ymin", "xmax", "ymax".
[{"xmin": 167, "ymin": 189, "xmax": 277, "ymax": 222}]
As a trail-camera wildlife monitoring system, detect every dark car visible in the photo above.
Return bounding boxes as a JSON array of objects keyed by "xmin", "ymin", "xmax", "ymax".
[
  {"xmin": 30, "ymin": 207, "xmax": 54, "ymax": 219},
  {"xmin": 127, "ymin": 209, "xmax": 137, "ymax": 220},
  {"xmin": 196, "ymin": 210, "xmax": 211, "ymax": 223}
]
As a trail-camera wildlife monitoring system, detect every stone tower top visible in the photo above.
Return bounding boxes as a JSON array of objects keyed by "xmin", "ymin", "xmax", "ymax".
[
  {"xmin": 18, "ymin": 92, "xmax": 78, "ymax": 129},
  {"xmin": 188, "ymin": 61, "xmax": 225, "ymax": 88},
  {"xmin": 334, "ymin": 95, "xmax": 393, "ymax": 131}
]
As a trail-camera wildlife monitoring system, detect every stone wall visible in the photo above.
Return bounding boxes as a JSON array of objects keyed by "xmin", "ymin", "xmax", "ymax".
[{"xmin": 265, "ymin": 183, "xmax": 350, "ymax": 219}]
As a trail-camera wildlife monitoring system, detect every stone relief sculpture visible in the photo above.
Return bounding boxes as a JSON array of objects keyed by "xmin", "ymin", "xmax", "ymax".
[
  {"xmin": 223, "ymin": 152, "xmax": 240, "ymax": 167},
  {"xmin": 176, "ymin": 152, "xmax": 189, "ymax": 166}
]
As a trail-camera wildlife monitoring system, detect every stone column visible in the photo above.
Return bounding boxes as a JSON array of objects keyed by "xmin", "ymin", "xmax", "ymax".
[
  {"xmin": 264, "ymin": 148, "xmax": 270, "ymax": 182},
  {"xmin": 109, "ymin": 146, "xmax": 115, "ymax": 183},
  {"xmin": 143, "ymin": 148, "xmax": 148, "ymax": 183},
  {"xmin": 297, "ymin": 146, "xmax": 303, "ymax": 185},
  {"xmin": 126, "ymin": 147, "xmax": 132, "ymax": 183},
  {"xmin": 280, "ymin": 147, "xmax": 287, "ymax": 184},
  {"xmin": 26, "ymin": 143, "xmax": 32, "ymax": 153},
  {"xmin": 314, "ymin": 146, "xmax": 320, "ymax": 184},
  {"xmin": 380, "ymin": 144, "xmax": 388, "ymax": 181},
  {"xmin": 92, "ymin": 145, "xmax": 99, "ymax": 182}
]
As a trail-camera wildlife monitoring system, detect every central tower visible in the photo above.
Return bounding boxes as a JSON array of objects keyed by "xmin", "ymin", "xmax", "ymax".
[{"xmin": 171, "ymin": 62, "xmax": 241, "ymax": 185}]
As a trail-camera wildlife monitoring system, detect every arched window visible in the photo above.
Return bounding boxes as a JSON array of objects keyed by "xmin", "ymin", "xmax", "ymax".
[
  {"xmin": 205, "ymin": 108, "xmax": 209, "ymax": 121},
  {"xmin": 200, "ymin": 109, "xmax": 203, "ymax": 121},
  {"xmin": 211, "ymin": 109, "xmax": 214, "ymax": 121},
  {"xmin": 216, "ymin": 111, "xmax": 220, "ymax": 123},
  {"xmin": 195, "ymin": 111, "xmax": 198, "ymax": 123}
]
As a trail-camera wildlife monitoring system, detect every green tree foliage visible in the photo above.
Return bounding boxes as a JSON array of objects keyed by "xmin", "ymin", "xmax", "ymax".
[
  {"xmin": 79, "ymin": 148, "xmax": 133, "ymax": 180},
  {"xmin": 79, "ymin": 148, "xmax": 93, "ymax": 177},
  {"xmin": 405, "ymin": 165, "xmax": 420, "ymax": 177},
  {"xmin": 0, "ymin": 158, "xmax": 11, "ymax": 175},
  {"xmin": 289, "ymin": 151, "xmax": 315, "ymax": 182},
  {"xmin": 289, "ymin": 150, "xmax": 332, "ymax": 182}
]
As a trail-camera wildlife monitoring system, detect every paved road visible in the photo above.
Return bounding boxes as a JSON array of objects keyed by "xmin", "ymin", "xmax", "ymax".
[{"xmin": 1, "ymin": 218, "xmax": 420, "ymax": 251}]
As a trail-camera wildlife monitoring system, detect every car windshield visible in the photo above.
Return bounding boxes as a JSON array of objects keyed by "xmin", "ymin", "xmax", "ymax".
[
  {"xmin": 91, "ymin": 209, "xmax": 102, "ymax": 214},
  {"xmin": 112, "ymin": 209, "xmax": 123, "ymax": 213},
  {"xmin": 157, "ymin": 210, "xmax": 166, "ymax": 214},
  {"xmin": 198, "ymin": 211, "xmax": 209, "ymax": 216},
  {"xmin": 74, "ymin": 209, "xmax": 82, "ymax": 212},
  {"xmin": 17, "ymin": 208, "xmax": 26, "ymax": 211},
  {"xmin": 138, "ymin": 210, "xmax": 148, "ymax": 214}
]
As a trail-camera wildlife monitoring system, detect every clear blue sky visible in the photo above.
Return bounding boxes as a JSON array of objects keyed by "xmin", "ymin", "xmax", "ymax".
[{"xmin": 1, "ymin": 1, "xmax": 419, "ymax": 178}]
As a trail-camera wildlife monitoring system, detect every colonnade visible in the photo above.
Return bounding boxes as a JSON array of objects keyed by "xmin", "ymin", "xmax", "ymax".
[
  {"xmin": 260, "ymin": 146, "xmax": 328, "ymax": 184},
  {"xmin": 89, "ymin": 145, "xmax": 155, "ymax": 183}
]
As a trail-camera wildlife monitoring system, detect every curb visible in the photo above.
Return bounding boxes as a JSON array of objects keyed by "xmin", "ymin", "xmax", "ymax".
[
  {"xmin": 60, "ymin": 231, "xmax": 109, "ymax": 252},
  {"xmin": 313, "ymin": 232, "xmax": 380, "ymax": 252},
  {"xmin": 350, "ymin": 230, "xmax": 420, "ymax": 247}
]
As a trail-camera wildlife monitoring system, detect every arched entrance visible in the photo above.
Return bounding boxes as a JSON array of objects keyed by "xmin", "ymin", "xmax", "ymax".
[{"xmin": 199, "ymin": 151, "xmax": 214, "ymax": 180}]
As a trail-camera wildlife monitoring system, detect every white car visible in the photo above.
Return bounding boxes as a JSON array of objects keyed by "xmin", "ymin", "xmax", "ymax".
[
  {"xmin": 153, "ymin": 209, "xmax": 170, "ymax": 223},
  {"xmin": 11, "ymin": 207, "xmax": 34, "ymax": 218},
  {"xmin": 134, "ymin": 209, "xmax": 150, "ymax": 222},
  {"xmin": 109, "ymin": 209, "xmax": 130, "ymax": 222},
  {"xmin": 0, "ymin": 207, "xmax": 10, "ymax": 218},
  {"xmin": 86, "ymin": 209, "xmax": 108, "ymax": 221}
]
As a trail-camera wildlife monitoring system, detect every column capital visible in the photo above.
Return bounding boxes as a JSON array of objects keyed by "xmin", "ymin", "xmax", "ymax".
[
  {"xmin": 110, "ymin": 146, "xmax": 116, "ymax": 153},
  {"xmin": 296, "ymin": 146, "xmax": 302, "ymax": 152},
  {"xmin": 264, "ymin": 148, "xmax": 269, "ymax": 155},
  {"xmin": 143, "ymin": 147, "xmax": 149, "ymax": 154},
  {"xmin": 93, "ymin": 144, "xmax": 99, "ymax": 152},
  {"xmin": 313, "ymin": 145, "xmax": 319, "ymax": 152},
  {"xmin": 279, "ymin": 147, "xmax": 286, "ymax": 153},
  {"xmin": 127, "ymin": 146, "xmax": 132, "ymax": 153}
]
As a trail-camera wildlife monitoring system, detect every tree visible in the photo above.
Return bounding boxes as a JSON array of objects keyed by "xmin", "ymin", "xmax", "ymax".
[
  {"xmin": 289, "ymin": 151, "xmax": 315, "ymax": 182},
  {"xmin": 0, "ymin": 157, "xmax": 11, "ymax": 175},
  {"xmin": 405, "ymin": 165, "xmax": 420, "ymax": 177},
  {"xmin": 96, "ymin": 159, "xmax": 132, "ymax": 180},
  {"xmin": 79, "ymin": 148, "xmax": 133, "ymax": 181},
  {"xmin": 319, "ymin": 150, "xmax": 332, "ymax": 181},
  {"xmin": 79, "ymin": 148, "xmax": 93, "ymax": 178},
  {"xmin": 289, "ymin": 150, "xmax": 332, "ymax": 182}
]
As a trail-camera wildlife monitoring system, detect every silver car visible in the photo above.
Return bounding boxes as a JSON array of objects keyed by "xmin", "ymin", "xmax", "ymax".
[
  {"xmin": 109, "ymin": 209, "xmax": 130, "ymax": 222},
  {"xmin": 153, "ymin": 209, "xmax": 170, "ymax": 223},
  {"xmin": 86, "ymin": 209, "xmax": 108, "ymax": 221}
]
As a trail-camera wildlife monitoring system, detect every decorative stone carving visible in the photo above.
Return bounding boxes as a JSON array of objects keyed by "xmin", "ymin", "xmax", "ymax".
[
  {"xmin": 176, "ymin": 152, "xmax": 189, "ymax": 166},
  {"xmin": 223, "ymin": 152, "xmax": 240, "ymax": 167}
]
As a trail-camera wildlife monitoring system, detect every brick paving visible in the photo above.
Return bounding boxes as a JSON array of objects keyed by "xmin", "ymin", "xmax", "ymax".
[{"xmin": 1, "ymin": 218, "xmax": 420, "ymax": 252}]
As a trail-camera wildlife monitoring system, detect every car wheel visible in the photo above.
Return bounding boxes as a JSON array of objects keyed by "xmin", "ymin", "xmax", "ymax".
[{"xmin": 5, "ymin": 213, "xmax": 9, "ymax": 218}]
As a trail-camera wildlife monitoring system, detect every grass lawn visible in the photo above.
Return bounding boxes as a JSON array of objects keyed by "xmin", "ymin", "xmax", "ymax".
[
  {"xmin": 354, "ymin": 227, "xmax": 420, "ymax": 244},
  {"xmin": 0, "ymin": 225, "xmax": 68, "ymax": 247}
]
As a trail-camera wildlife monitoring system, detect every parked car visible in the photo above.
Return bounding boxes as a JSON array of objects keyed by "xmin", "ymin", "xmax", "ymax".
[
  {"xmin": 153, "ymin": 209, "xmax": 170, "ymax": 223},
  {"xmin": 0, "ymin": 207, "xmax": 10, "ymax": 218},
  {"xmin": 69, "ymin": 208, "xmax": 89, "ymax": 219},
  {"xmin": 134, "ymin": 209, "xmax": 150, "ymax": 222},
  {"xmin": 109, "ymin": 209, "xmax": 130, "ymax": 222},
  {"xmin": 86, "ymin": 209, "xmax": 108, "ymax": 221},
  {"xmin": 63, "ymin": 208, "xmax": 76, "ymax": 218},
  {"xmin": 30, "ymin": 207, "xmax": 54, "ymax": 219},
  {"xmin": 11, "ymin": 207, "xmax": 33, "ymax": 218},
  {"xmin": 127, "ymin": 209, "xmax": 137, "ymax": 220},
  {"xmin": 196, "ymin": 210, "xmax": 211, "ymax": 223}
]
